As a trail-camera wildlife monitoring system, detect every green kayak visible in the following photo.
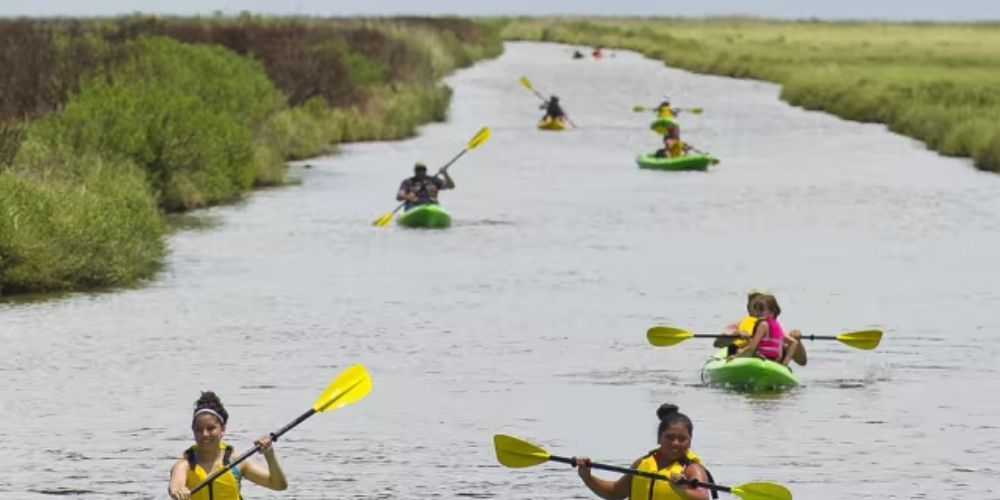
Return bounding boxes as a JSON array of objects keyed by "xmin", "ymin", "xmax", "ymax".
[
  {"xmin": 636, "ymin": 153, "xmax": 719, "ymax": 171},
  {"xmin": 397, "ymin": 204, "xmax": 451, "ymax": 229},
  {"xmin": 701, "ymin": 349, "xmax": 799, "ymax": 391}
]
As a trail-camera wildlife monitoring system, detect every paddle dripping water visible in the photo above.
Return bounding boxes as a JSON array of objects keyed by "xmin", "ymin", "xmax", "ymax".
[{"xmin": 1, "ymin": 42, "xmax": 999, "ymax": 498}]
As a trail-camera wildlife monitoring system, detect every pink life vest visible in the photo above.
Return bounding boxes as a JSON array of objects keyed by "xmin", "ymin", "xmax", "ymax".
[{"xmin": 755, "ymin": 317, "xmax": 784, "ymax": 360}]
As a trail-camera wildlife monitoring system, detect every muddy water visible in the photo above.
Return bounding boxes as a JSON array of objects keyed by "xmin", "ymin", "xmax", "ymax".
[{"xmin": 2, "ymin": 41, "xmax": 999, "ymax": 499}]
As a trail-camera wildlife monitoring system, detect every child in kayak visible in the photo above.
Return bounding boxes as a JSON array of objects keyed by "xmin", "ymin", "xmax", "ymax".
[
  {"xmin": 730, "ymin": 294, "xmax": 800, "ymax": 366},
  {"xmin": 718, "ymin": 290, "xmax": 807, "ymax": 365},
  {"xmin": 397, "ymin": 162, "xmax": 454, "ymax": 210},
  {"xmin": 168, "ymin": 392, "xmax": 287, "ymax": 500},
  {"xmin": 572, "ymin": 404, "xmax": 713, "ymax": 500}
]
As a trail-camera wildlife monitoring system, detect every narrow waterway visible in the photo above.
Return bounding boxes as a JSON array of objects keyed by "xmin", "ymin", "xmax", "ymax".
[{"xmin": 2, "ymin": 41, "xmax": 999, "ymax": 499}]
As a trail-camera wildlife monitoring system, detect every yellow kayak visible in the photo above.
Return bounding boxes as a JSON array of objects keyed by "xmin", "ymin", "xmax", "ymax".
[{"xmin": 537, "ymin": 117, "xmax": 567, "ymax": 131}]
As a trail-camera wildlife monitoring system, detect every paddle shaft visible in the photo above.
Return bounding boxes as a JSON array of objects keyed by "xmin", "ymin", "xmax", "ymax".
[
  {"xmin": 547, "ymin": 454, "xmax": 732, "ymax": 494},
  {"xmin": 191, "ymin": 408, "xmax": 317, "ymax": 494}
]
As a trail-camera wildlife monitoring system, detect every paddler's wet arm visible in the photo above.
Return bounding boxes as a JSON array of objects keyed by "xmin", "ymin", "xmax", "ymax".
[
  {"xmin": 442, "ymin": 172, "xmax": 455, "ymax": 189},
  {"xmin": 167, "ymin": 459, "xmax": 190, "ymax": 499}
]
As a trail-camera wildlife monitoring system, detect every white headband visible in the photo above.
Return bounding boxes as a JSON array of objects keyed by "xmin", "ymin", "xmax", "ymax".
[{"xmin": 193, "ymin": 408, "xmax": 225, "ymax": 424}]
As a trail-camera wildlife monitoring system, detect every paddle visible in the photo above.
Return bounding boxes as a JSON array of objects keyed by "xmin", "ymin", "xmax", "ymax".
[
  {"xmin": 493, "ymin": 434, "xmax": 792, "ymax": 500},
  {"xmin": 372, "ymin": 127, "xmax": 491, "ymax": 227},
  {"xmin": 633, "ymin": 105, "xmax": 704, "ymax": 114},
  {"xmin": 518, "ymin": 76, "xmax": 578, "ymax": 128},
  {"xmin": 190, "ymin": 364, "xmax": 373, "ymax": 494},
  {"xmin": 647, "ymin": 325, "xmax": 883, "ymax": 350}
]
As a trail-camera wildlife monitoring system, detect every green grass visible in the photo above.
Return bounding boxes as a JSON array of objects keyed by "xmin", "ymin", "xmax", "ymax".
[
  {"xmin": 499, "ymin": 18, "xmax": 1000, "ymax": 172},
  {"xmin": 0, "ymin": 16, "xmax": 501, "ymax": 296}
]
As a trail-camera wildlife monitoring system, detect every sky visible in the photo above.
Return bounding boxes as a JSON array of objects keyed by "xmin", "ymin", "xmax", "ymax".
[{"xmin": 0, "ymin": 0, "xmax": 998, "ymax": 21}]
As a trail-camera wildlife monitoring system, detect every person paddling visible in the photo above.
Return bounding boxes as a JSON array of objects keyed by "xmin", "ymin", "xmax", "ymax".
[
  {"xmin": 729, "ymin": 294, "xmax": 800, "ymax": 367},
  {"xmin": 396, "ymin": 162, "xmax": 454, "ymax": 210},
  {"xmin": 573, "ymin": 404, "xmax": 713, "ymax": 500},
  {"xmin": 540, "ymin": 95, "xmax": 567, "ymax": 123},
  {"xmin": 719, "ymin": 290, "xmax": 807, "ymax": 365},
  {"xmin": 168, "ymin": 392, "xmax": 287, "ymax": 500},
  {"xmin": 651, "ymin": 120, "xmax": 687, "ymax": 158}
]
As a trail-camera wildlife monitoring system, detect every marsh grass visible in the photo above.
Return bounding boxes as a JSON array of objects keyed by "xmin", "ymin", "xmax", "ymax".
[{"xmin": 0, "ymin": 16, "xmax": 501, "ymax": 295}]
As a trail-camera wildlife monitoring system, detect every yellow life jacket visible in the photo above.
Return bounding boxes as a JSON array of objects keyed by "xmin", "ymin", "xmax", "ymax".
[
  {"xmin": 657, "ymin": 105, "xmax": 676, "ymax": 119},
  {"xmin": 668, "ymin": 140, "xmax": 685, "ymax": 158},
  {"xmin": 184, "ymin": 442, "xmax": 243, "ymax": 500},
  {"xmin": 733, "ymin": 315, "xmax": 758, "ymax": 347},
  {"xmin": 630, "ymin": 449, "xmax": 704, "ymax": 500}
]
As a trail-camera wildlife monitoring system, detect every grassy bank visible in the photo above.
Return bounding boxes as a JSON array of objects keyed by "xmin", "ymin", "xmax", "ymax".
[
  {"xmin": 500, "ymin": 18, "xmax": 1000, "ymax": 172},
  {"xmin": 0, "ymin": 16, "xmax": 501, "ymax": 296}
]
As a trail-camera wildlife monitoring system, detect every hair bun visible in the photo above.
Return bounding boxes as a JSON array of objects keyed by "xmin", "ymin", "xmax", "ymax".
[{"xmin": 656, "ymin": 403, "xmax": 679, "ymax": 421}]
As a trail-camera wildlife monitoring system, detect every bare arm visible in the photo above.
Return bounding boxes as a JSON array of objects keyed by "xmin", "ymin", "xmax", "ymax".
[
  {"xmin": 734, "ymin": 321, "xmax": 768, "ymax": 358},
  {"xmin": 239, "ymin": 436, "xmax": 288, "ymax": 491},
  {"xmin": 574, "ymin": 456, "xmax": 632, "ymax": 500},
  {"xmin": 168, "ymin": 459, "xmax": 191, "ymax": 500},
  {"xmin": 440, "ymin": 171, "xmax": 455, "ymax": 189},
  {"xmin": 670, "ymin": 463, "xmax": 710, "ymax": 500}
]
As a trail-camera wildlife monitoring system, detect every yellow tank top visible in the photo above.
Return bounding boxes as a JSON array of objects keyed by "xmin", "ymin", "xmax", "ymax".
[
  {"xmin": 630, "ymin": 450, "xmax": 702, "ymax": 500},
  {"xmin": 184, "ymin": 442, "xmax": 242, "ymax": 500},
  {"xmin": 733, "ymin": 316, "xmax": 758, "ymax": 347}
]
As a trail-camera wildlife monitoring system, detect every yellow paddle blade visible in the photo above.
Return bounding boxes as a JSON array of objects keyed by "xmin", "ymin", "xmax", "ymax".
[
  {"xmin": 312, "ymin": 364, "xmax": 373, "ymax": 412},
  {"xmin": 690, "ymin": 108, "xmax": 704, "ymax": 114},
  {"xmin": 493, "ymin": 434, "xmax": 551, "ymax": 468},
  {"xmin": 730, "ymin": 481, "xmax": 793, "ymax": 500},
  {"xmin": 646, "ymin": 326, "xmax": 695, "ymax": 347},
  {"xmin": 632, "ymin": 106, "xmax": 646, "ymax": 112},
  {"xmin": 372, "ymin": 212, "xmax": 394, "ymax": 227},
  {"xmin": 468, "ymin": 127, "xmax": 491, "ymax": 149},
  {"xmin": 518, "ymin": 76, "xmax": 534, "ymax": 91},
  {"xmin": 836, "ymin": 329, "xmax": 883, "ymax": 350}
]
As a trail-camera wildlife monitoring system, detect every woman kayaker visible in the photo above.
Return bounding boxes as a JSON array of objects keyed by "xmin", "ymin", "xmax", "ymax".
[
  {"xmin": 654, "ymin": 120, "xmax": 685, "ymax": 158},
  {"xmin": 719, "ymin": 290, "xmax": 807, "ymax": 365},
  {"xmin": 730, "ymin": 294, "xmax": 800, "ymax": 366},
  {"xmin": 572, "ymin": 404, "xmax": 712, "ymax": 500},
  {"xmin": 168, "ymin": 392, "xmax": 288, "ymax": 500}
]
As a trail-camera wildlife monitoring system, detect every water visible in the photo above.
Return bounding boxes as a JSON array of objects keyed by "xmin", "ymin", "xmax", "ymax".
[{"xmin": 2, "ymin": 41, "xmax": 999, "ymax": 499}]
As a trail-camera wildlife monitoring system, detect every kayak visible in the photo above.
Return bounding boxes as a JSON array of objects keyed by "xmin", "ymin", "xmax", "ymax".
[
  {"xmin": 701, "ymin": 349, "xmax": 799, "ymax": 391},
  {"xmin": 397, "ymin": 204, "xmax": 451, "ymax": 229},
  {"xmin": 537, "ymin": 117, "xmax": 567, "ymax": 131},
  {"xmin": 650, "ymin": 117, "xmax": 676, "ymax": 134},
  {"xmin": 636, "ymin": 153, "xmax": 719, "ymax": 171}
]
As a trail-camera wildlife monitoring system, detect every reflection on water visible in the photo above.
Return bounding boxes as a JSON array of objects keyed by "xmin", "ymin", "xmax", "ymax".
[{"xmin": 2, "ymin": 42, "xmax": 1000, "ymax": 499}]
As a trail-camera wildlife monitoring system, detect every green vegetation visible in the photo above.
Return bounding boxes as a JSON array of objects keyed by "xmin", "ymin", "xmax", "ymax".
[
  {"xmin": 0, "ymin": 16, "xmax": 501, "ymax": 295},
  {"xmin": 500, "ymin": 18, "xmax": 1000, "ymax": 172}
]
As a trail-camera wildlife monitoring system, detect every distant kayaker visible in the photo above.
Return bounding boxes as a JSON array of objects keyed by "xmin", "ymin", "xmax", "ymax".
[
  {"xmin": 168, "ymin": 391, "xmax": 287, "ymax": 500},
  {"xmin": 729, "ymin": 294, "xmax": 800, "ymax": 366},
  {"xmin": 572, "ymin": 404, "xmax": 713, "ymax": 500},
  {"xmin": 573, "ymin": 50, "xmax": 585, "ymax": 59},
  {"xmin": 592, "ymin": 47, "xmax": 603, "ymax": 59},
  {"xmin": 541, "ymin": 95, "xmax": 567, "ymax": 122},
  {"xmin": 397, "ymin": 162, "xmax": 454, "ymax": 210},
  {"xmin": 657, "ymin": 99, "xmax": 676, "ymax": 119},
  {"xmin": 719, "ymin": 290, "xmax": 807, "ymax": 365},
  {"xmin": 653, "ymin": 120, "xmax": 686, "ymax": 158}
]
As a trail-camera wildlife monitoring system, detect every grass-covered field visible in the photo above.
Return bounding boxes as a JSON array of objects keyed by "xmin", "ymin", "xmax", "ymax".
[
  {"xmin": 0, "ymin": 16, "xmax": 501, "ymax": 295},
  {"xmin": 500, "ymin": 18, "xmax": 1000, "ymax": 172}
]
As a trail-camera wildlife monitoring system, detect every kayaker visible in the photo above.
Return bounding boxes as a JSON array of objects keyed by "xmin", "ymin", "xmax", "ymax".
[
  {"xmin": 592, "ymin": 47, "xmax": 603, "ymax": 59},
  {"xmin": 397, "ymin": 162, "xmax": 454, "ymax": 210},
  {"xmin": 655, "ymin": 121, "xmax": 685, "ymax": 158},
  {"xmin": 657, "ymin": 99, "xmax": 676, "ymax": 119},
  {"xmin": 718, "ymin": 290, "xmax": 807, "ymax": 365},
  {"xmin": 168, "ymin": 392, "xmax": 288, "ymax": 500},
  {"xmin": 573, "ymin": 50, "xmax": 585, "ymax": 59},
  {"xmin": 540, "ymin": 95, "xmax": 567, "ymax": 122},
  {"xmin": 730, "ymin": 294, "xmax": 800, "ymax": 367},
  {"xmin": 572, "ymin": 404, "xmax": 713, "ymax": 500}
]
